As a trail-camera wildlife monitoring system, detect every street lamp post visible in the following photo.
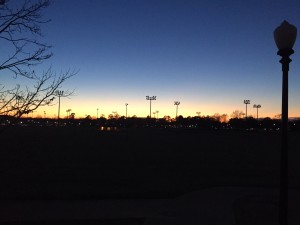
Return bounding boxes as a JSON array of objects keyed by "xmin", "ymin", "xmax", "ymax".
[
  {"xmin": 174, "ymin": 101, "xmax": 180, "ymax": 118},
  {"xmin": 146, "ymin": 96, "xmax": 156, "ymax": 118},
  {"xmin": 56, "ymin": 90, "xmax": 64, "ymax": 120},
  {"xmin": 66, "ymin": 109, "xmax": 71, "ymax": 119},
  {"xmin": 156, "ymin": 110, "xmax": 159, "ymax": 119},
  {"xmin": 196, "ymin": 112, "xmax": 201, "ymax": 117},
  {"xmin": 253, "ymin": 104, "xmax": 261, "ymax": 120},
  {"xmin": 243, "ymin": 100, "xmax": 250, "ymax": 119},
  {"xmin": 97, "ymin": 108, "xmax": 99, "ymax": 119},
  {"xmin": 274, "ymin": 20, "xmax": 297, "ymax": 225},
  {"xmin": 125, "ymin": 103, "xmax": 128, "ymax": 118}
]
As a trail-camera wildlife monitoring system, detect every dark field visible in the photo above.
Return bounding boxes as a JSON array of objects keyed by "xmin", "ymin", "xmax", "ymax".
[{"xmin": 1, "ymin": 126, "xmax": 300, "ymax": 200}]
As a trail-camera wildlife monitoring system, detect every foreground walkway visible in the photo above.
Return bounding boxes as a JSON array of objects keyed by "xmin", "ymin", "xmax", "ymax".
[{"xmin": 1, "ymin": 186, "xmax": 300, "ymax": 225}]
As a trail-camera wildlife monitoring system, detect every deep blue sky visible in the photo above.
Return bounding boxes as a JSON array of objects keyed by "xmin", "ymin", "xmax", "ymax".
[{"xmin": 5, "ymin": 0, "xmax": 300, "ymax": 118}]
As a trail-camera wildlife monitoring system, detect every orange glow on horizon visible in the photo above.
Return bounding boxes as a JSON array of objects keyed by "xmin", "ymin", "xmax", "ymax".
[{"xmin": 33, "ymin": 103, "xmax": 299, "ymax": 120}]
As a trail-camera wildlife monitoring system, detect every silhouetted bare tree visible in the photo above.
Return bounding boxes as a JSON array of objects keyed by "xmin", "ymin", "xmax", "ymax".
[
  {"xmin": 0, "ymin": 0, "xmax": 76, "ymax": 120},
  {"xmin": 231, "ymin": 110, "xmax": 245, "ymax": 119}
]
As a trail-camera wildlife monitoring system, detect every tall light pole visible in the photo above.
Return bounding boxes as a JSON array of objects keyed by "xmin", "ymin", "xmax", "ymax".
[
  {"xmin": 66, "ymin": 109, "xmax": 71, "ymax": 119},
  {"xmin": 56, "ymin": 90, "xmax": 64, "ymax": 120},
  {"xmin": 156, "ymin": 110, "xmax": 159, "ymax": 119},
  {"xmin": 243, "ymin": 99, "xmax": 250, "ymax": 119},
  {"xmin": 125, "ymin": 103, "xmax": 128, "ymax": 118},
  {"xmin": 253, "ymin": 104, "xmax": 261, "ymax": 120},
  {"xmin": 274, "ymin": 20, "xmax": 297, "ymax": 225},
  {"xmin": 146, "ymin": 96, "xmax": 156, "ymax": 118},
  {"xmin": 97, "ymin": 108, "xmax": 99, "ymax": 119},
  {"xmin": 174, "ymin": 101, "xmax": 180, "ymax": 118},
  {"xmin": 196, "ymin": 112, "xmax": 201, "ymax": 117}
]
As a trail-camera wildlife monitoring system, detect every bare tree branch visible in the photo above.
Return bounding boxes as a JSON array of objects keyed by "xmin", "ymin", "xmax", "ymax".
[
  {"xmin": 0, "ymin": 0, "xmax": 77, "ymax": 132},
  {"xmin": 0, "ymin": 0, "xmax": 52, "ymax": 78},
  {"xmin": 0, "ymin": 69, "xmax": 77, "ymax": 119}
]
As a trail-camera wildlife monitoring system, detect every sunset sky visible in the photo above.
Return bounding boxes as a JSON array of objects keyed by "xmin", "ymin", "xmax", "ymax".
[{"xmin": 2, "ymin": 0, "xmax": 300, "ymax": 119}]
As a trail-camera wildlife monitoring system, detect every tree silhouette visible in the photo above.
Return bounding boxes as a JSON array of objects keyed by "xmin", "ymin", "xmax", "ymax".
[
  {"xmin": 0, "ymin": 0, "xmax": 76, "ymax": 123},
  {"xmin": 231, "ymin": 110, "xmax": 245, "ymax": 119},
  {"xmin": 69, "ymin": 112, "xmax": 75, "ymax": 119}
]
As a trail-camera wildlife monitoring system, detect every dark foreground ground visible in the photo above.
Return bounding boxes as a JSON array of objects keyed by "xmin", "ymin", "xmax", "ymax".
[{"xmin": 1, "ymin": 126, "xmax": 300, "ymax": 200}]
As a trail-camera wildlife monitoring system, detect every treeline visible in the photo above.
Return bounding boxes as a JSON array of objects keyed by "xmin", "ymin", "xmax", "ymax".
[{"xmin": 1, "ymin": 115, "xmax": 300, "ymax": 131}]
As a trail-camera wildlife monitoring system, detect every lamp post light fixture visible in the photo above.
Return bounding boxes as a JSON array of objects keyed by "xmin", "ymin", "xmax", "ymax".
[
  {"xmin": 125, "ymin": 103, "xmax": 128, "ymax": 118},
  {"xmin": 97, "ymin": 108, "xmax": 99, "ymax": 119},
  {"xmin": 274, "ymin": 20, "xmax": 297, "ymax": 225},
  {"xmin": 55, "ymin": 90, "xmax": 64, "ymax": 120},
  {"xmin": 196, "ymin": 112, "xmax": 201, "ymax": 117},
  {"xmin": 253, "ymin": 104, "xmax": 261, "ymax": 120},
  {"xmin": 243, "ymin": 100, "xmax": 250, "ymax": 119},
  {"xmin": 66, "ymin": 109, "xmax": 71, "ymax": 119},
  {"xmin": 146, "ymin": 96, "xmax": 156, "ymax": 118},
  {"xmin": 156, "ymin": 110, "xmax": 159, "ymax": 119},
  {"xmin": 174, "ymin": 101, "xmax": 180, "ymax": 119}
]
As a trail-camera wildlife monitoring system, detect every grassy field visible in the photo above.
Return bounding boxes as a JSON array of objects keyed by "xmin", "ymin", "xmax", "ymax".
[{"xmin": 1, "ymin": 126, "xmax": 300, "ymax": 200}]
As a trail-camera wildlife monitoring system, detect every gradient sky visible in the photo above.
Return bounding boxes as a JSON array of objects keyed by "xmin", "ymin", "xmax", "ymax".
[{"xmin": 3, "ymin": 0, "xmax": 300, "ymax": 119}]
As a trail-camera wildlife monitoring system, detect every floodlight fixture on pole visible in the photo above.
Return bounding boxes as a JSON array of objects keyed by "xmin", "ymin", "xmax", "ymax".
[
  {"xmin": 156, "ymin": 110, "xmax": 159, "ymax": 119},
  {"xmin": 66, "ymin": 109, "xmax": 71, "ymax": 119},
  {"xmin": 274, "ymin": 20, "xmax": 297, "ymax": 225},
  {"xmin": 243, "ymin": 100, "xmax": 250, "ymax": 119},
  {"xmin": 253, "ymin": 104, "xmax": 261, "ymax": 120},
  {"xmin": 196, "ymin": 112, "xmax": 201, "ymax": 117},
  {"xmin": 174, "ymin": 101, "xmax": 180, "ymax": 118},
  {"xmin": 125, "ymin": 103, "xmax": 128, "ymax": 118},
  {"xmin": 55, "ymin": 90, "xmax": 64, "ymax": 120},
  {"xmin": 146, "ymin": 96, "xmax": 156, "ymax": 118}
]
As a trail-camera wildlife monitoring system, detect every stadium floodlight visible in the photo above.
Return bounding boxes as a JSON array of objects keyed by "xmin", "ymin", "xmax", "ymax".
[{"xmin": 146, "ymin": 96, "xmax": 156, "ymax": 118}]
